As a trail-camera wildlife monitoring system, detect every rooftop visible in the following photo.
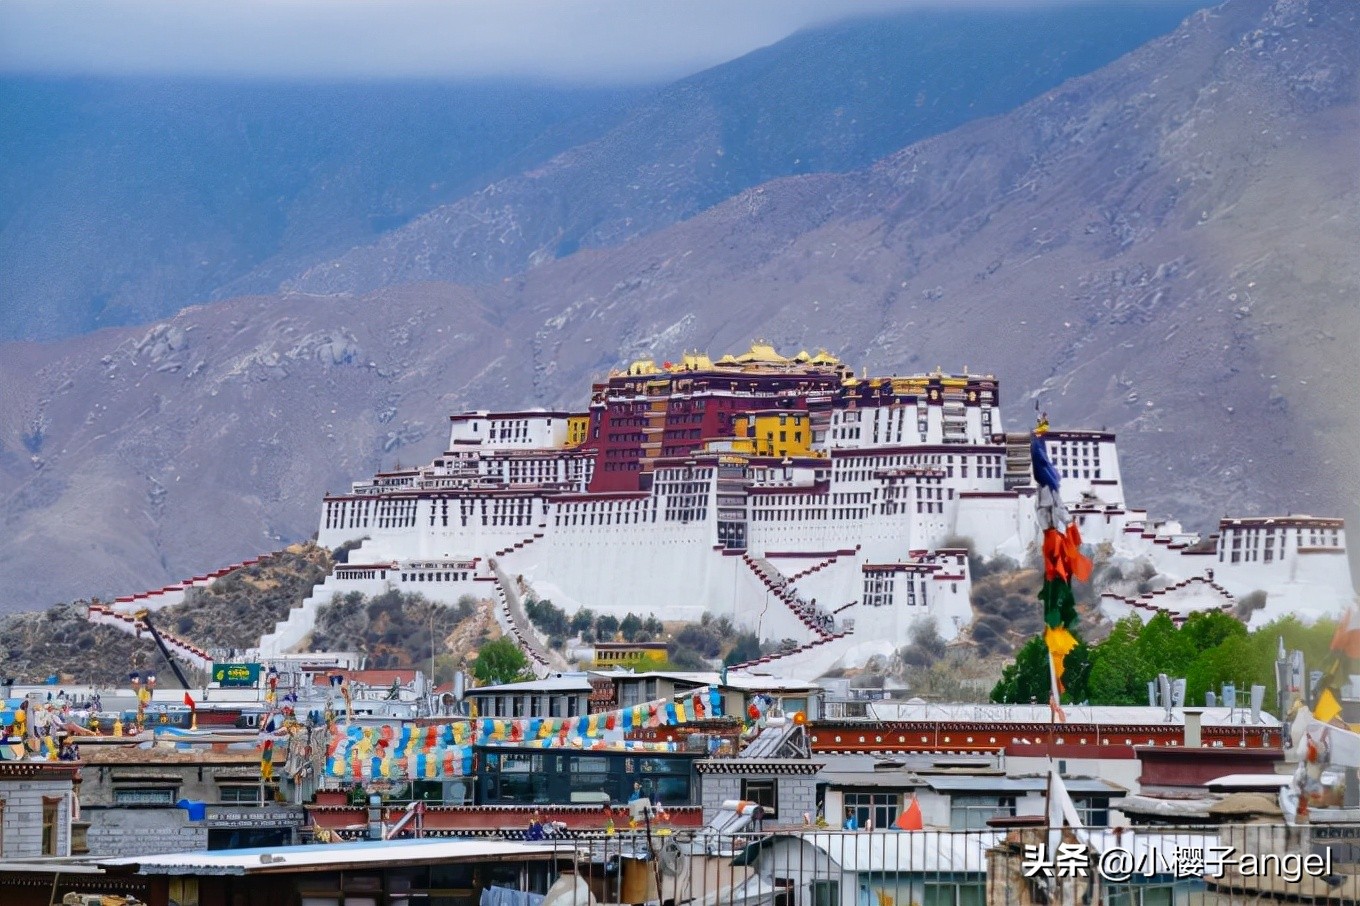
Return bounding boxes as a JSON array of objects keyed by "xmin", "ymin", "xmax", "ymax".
[
  {"xmin": 99, "ymin": 838, "xmax": 561, "ymax": 876},
  {"xmin": 595, "ymin": 670, "xmax": 820, "ymax": 693},
  {"xmin": 832, "ymin": 701, "xmax": 1282, "ymax": 728},
  {"xmin": 471, "ymin": 674, "xmax": 593, "ymax": 694}
]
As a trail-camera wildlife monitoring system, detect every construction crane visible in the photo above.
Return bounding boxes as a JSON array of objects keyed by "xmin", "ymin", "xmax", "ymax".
[{"xmin": 133, "ymin": 609, "xmax": 192, "ymax": 689}]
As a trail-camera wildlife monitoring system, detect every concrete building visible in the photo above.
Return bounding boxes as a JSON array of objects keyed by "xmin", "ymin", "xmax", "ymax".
[
  {"xmin": 78, "ymin": 742, "xmax": 304, "ymax": 856},
  {"xmin": 0, "ymin": 760, "xmax": 79, "ymax": 859}
]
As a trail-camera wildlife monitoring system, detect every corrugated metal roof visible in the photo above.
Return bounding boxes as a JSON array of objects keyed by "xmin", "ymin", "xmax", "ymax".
[
  {"xmin": 817, "ymin": 770, "xmax": 925, "ymax": 789},
  {"xmin": 742, "ymin": 722, "xmax": 812, "ymax": 758},
  {"xmin": 98, "ymin": 838, "xmax": 560, "ymax": 876},
  {"xmin": 734, "ymin": 831, "xmax": 1001, "ymax": 872}
]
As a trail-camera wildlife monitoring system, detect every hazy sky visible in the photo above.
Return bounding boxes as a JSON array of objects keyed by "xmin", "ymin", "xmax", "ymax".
[{"xmin": 1, "ymin": 0, "xmax": 1090, "ymax": 83}]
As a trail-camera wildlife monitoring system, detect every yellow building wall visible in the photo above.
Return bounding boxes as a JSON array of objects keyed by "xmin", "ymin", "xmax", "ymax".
[
  {"xmin": 592, "ymin": 647, "xmax": 669, "ymax": 669},
  {"xmin": 731, "ymin": 413, "xmax": 812, "ymax": 459},
  {"xmin": 567, "ymin": 415, "xmax": 591, "ymax": 447}
]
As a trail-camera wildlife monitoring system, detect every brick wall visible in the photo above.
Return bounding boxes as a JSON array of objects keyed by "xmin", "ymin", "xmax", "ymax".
[
  {"xmin": 699, "ymin": 773, "xmax": 818, "ymax": 825},
  {"xmin": 0, "ymin": 779, "xmax": 72, "ymax": 858},
  {"xmin": 84, "ymin": 808, "xmax": 208, "ymax": 857}
]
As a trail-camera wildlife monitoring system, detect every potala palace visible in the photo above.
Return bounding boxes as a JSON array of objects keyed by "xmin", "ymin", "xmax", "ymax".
[{"xmin": 103, "ymin": 344, "xmax": 1355, "ymax": 678}]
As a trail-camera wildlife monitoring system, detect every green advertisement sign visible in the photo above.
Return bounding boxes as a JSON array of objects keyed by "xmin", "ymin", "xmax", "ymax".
[{"xmin": 212, "ymin": 663, "xmax": 261, "ymax": 687}]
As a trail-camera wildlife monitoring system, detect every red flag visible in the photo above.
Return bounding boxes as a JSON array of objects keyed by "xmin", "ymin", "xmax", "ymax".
[
  {"xmin": 895, "ymin": 794, "xmax": 924, "ymax": 831},
  {"xmin": 183, "ymin": 692, "xmax": 196, "ymax": 710}
]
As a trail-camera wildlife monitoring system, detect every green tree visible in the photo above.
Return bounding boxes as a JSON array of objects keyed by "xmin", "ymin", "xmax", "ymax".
[
  {"xmin": 1086, "ymin": 616, "xmax": 1147, "ymax": 705},
  {"xmin": 990, "ymin": 636, "xmax": 1052, "ymax": 704},
  {"xmin": 666, "ymin": 645, "xmax": 710, "ymax": 670},
  {"xmin": 1181, "ymin": 610, "xmax": 1248, "ymax": 652},
  {"xmin": 723, "ymin": 632, "xmax": 763, "ymax": 666},
  {"xmin": 988, "ymin": 635, "xmax": 1090, "ymax": 704},
  {"xmin": 677, "ymin": 624, "xmax": 723, "ymax": 658},
  {"xmin": 1185, "ymin": 634, "xmax": 1260, "ymax": 706},
  {"xmin": 525, "ymin": 598, "xmax": 569, "ymax": 637},
  {"xmin": 470, "ymin": 638, "xmax": 531, "ymax": 686},
  {"xmin": 1061, "ymin": 640, "xmax": 1094, "ymax": 703},
  {"xmin": 1133, "ymin": 613, "xmax": 1196, "ymax": 680},
  {"xmin": 620, "ymin": 613, "xmax": 643, "ymax": 642},
  {"xmin": 595, "ymin": 614, "xmax": 620, "ymax": 641},
  {"xmin": 570, "ymin": 608, "xmax": 596, "ymax": 636}
]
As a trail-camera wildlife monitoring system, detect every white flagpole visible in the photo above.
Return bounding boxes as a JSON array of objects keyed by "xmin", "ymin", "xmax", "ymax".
[{"xmin": 1046, "ymin": 635, "xmax": 1063, "ymax": 728}]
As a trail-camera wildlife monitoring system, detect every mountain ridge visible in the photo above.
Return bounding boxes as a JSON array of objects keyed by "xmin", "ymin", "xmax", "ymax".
[{"xmin": 284, "ymin": 2, "xmax": 1211, "ymax": 297}]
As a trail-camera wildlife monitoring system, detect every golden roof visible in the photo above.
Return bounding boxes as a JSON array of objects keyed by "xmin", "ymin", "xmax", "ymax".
[
  {"xmin": 626, "ymin": 359, "xmax": 661, "ymax": 376},
  {"xmin": 680, "ymin": 351, "xmax": 714, "ymax": 370},
  {"xmin": 734, "ymin": 341, "xmax": 790, "ymax": 365}
]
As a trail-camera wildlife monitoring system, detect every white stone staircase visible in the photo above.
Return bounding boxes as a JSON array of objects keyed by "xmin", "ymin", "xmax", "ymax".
[{"xmin": 86, "ymin": 603, "xmax": 213, "ymax": 673}]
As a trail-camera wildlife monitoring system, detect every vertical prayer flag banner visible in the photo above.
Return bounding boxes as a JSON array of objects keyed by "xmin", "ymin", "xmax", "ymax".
[
  {"xmin": 324, "ymin": 686, "xmax": 726, "ymax": 779},
  {"xmin": 1315, "ymin": 605, "xmax": 1360, "ymax": 723},
  {"xmin": 1031, "ymin": 418, "xmax": 1090, "ymax": 717}
]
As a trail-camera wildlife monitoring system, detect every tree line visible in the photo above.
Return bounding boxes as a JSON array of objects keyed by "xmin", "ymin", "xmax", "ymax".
[{"xmin": 991, "ymin": 610, "xmax": 1337, "ymax": 710}]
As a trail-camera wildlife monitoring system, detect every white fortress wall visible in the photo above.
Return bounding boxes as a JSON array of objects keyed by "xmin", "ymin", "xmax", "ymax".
[
  {"xmin": 510, "ymin": 514, "xmax": 716, "ymax": 625},
  {"xmin": 953, "ymin": 492, "xmax": 1028, "ymax": 560},
  {"xmin": 448, "ymin": 411, "xmax": 570, "ymax": 450},
  {"xmin": 785, "ymin": 555, "xmax": 860, "ymax": 613}
]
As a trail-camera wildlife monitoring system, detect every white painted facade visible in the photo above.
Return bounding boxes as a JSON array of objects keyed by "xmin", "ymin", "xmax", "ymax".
[
  {"xmin": 97, "ymin": 360, "xmax": 1354, "ymax": 679},
  {"xmin": 300, "ymin": 377, "xmax": 1356, "ymax": 677},
  {"xmin": 447, "ymin": 410, "xmax": 572, "ymax": 451}
]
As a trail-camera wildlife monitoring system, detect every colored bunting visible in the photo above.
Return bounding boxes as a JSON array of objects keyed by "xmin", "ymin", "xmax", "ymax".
[{"xmin": 323, "ymin": 685, "xmax": 726, "ymax": 780}]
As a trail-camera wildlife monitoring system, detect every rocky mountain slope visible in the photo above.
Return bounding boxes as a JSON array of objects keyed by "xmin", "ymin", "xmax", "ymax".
[
  {"xmin": 0, "ymin": 0, "xmax": 1355, "ymax": 611},
  {"xmin": 0, "ymin": 3, "xmax": 1205, "ymax": 344},
  {"xmin": 0, "ymin": 78, "xmax": 639, "ymax": 342},
  {"xmin": 286, "ymin": 2, "xmax": 1209, "ymax": 296}
]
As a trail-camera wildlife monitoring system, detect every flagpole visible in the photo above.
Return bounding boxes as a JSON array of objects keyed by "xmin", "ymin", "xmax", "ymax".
[{"xmin": 1046, "ymin": 638, "xmax": 1060, "ymax": 764}]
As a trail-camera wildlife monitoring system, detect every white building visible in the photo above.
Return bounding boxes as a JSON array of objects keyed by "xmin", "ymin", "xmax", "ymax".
[{"xmin": 123, "ymin": 347, "xmax": 1351, "ymax": 677}]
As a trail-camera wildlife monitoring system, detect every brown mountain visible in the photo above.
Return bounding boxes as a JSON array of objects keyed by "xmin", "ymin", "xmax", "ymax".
[{"xmin": 1, "ymin": 0, "xmax": 1356, "ymax": 611}]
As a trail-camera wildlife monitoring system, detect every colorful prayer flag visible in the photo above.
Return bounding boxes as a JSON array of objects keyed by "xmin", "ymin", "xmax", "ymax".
[{"xmin": 1032, "ymin": 419, "xmax": 1089, "ymax": 706}]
